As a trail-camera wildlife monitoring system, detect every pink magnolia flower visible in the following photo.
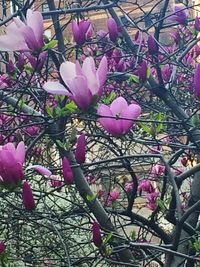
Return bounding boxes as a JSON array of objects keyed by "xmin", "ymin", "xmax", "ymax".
[
  {"xmin": 97, "ymin": 97, "xmax": 141, "ymax": 136},
  {"xmin": 0, "ymin": 9, "xmax": 44, "ymax": 51},
  {"xmin": 0, "ymin": 74, "xmax": 10, "ymax": 89},
  {"xmin": 138, "ymin": 180, "xmax": 154, "ymax": 194},
  {"xmin": 43, "ymin": 56, "xmax": 108, "ymax": 110},
  {"xmin": 92, "ymin": 221, "xmax": 103, "ymax": 247},
  {"xmin": 147, "ymin": 191, "xmax": 160, "ymax": 211},
  {"xmin": 107, "ymin": 191, "xmax": 120, "ymax": 206},
  {"xmin": 50, "ymin": 176, "xmax": 63, "ymax": 189},
  {"xmin": 147, "ymin": 35, "xmax": 158, "ymax": 55},
  {"xmin": 169, "ymin": 5, "xmax": 188, "ymax": 25},
  {"xmin": 75, "ymin": 133, "xmax": 86, "ymax": 164},
  {"xmin": 151, "ymin": 164, "xmax": 165, "ymax": 179},
  {"xmin": 0, "ymin": 142, "xmax": 25, "ymax": 185},
  {"xmin": 194, "ymin": 17, "xmax": 200, "ymax": 31},
  {"xmin": 194, "ymin": 64, "xmax": 200, "ymax": 99},
  {"xmin": 25, "ymin": 51, "xmax": 47, "ymax": 72},
  {"xmin": 125, "ymin": 182, "xmax": 134, "ymax": 194},
  {"xmin": 72, "ymin": 20, "xmax": 92, "ymax": 46},
  {"xmin": 22, "ymin": 181, "xmax": 36, "ymax": 211},
  {"xmin": 138, "ymin": 61, "xmax": 148, "ymax": 82},
  {"xmin": 62, "ymin": 157, "xmax": 73, "ymax": 184},
  {"xmin": 0, "ymin": 241, "xmax": 6, "ymax": 254},
  {"xmin": 107, "ymin": 18, "xmax": 119, "ymax": 42}
]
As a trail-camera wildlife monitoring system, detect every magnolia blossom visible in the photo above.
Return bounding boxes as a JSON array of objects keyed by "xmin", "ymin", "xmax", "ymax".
[
  {"xmin": 107, "ymin": 18, "xmax": 119, "ymax": 42},
  {"xmin": 43, "ymin": 56, "xmax": 108, "ymax": 110},
  {"xmin": 194, "ymin": 17, "xmax": 200, "ymax": 31},
  {"xmin": 75, "ymin": 133, "xmax": 86, "ymax": 164},
  {"xmin": 138, "ymin": 180, "xmax": 154, "ymax": 194},
  {"xmin": 147, "ymin": 191, "xmax": 160, "ymax": 211},
  {"xmin": 169, "ymin": 5, "xmax": 188, "ymax": 25},
  {"xmin": 0, "ymin": 142, "xmax": 25, "ymax": 185},
  {"xmin": 92, "ymin": 221, "xmax": 102, "ymax": 247},
  {"xmin": 0, "ymin": 9, "xmax": 44, "ymax": 51},
  {"xmin": 62, "ymin": 157, "xmax": 73, "ymax": 184},
  {"xmin": 194, "ymin": 64, "xmax": 200, "ymax": 99},
  {"xmin": 97, "ymin": 97, "xmax": 141, "ymax": 136},
  {"xmin": 147, "ymin": 35, "xmax": 158, "ymax": 55},
  {"xmin": 150, "ymin": 164, "xmax": 165, "ymax": 179},
  {"xmin": 0, "ymin": 241, "xmax": 6, "ymax": 254},
  {"xmin": 22, "ymin": 181, "xmax": 36, "ymax": 211},
  {"xmin": 72, "ymin": 20, "xmax": 92, "ymax": 46}
]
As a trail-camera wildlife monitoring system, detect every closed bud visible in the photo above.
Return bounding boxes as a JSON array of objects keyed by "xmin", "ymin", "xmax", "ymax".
[
  {"xmin": 0, "ymin": 241, "xmax": 6, "ymax": 254},
  {"xmin": 147, "ymin": 35, "xmax": 158, "ymax": 55},
  {"xmin": 194, "ymin": 17, "xmax": 200, "ymax": 31},
  {"xmin": 138, "ymin": 61, "xmax": 148, "ymax": 82},
  {"xmin": 92, "ymin": 221, "xmax": 102, "ymax": 247},
  {"xmin": 22, "ymin": 181, "xmax": 36, "ymax": 211},
  {"xmin": 62, "ymin": 157, "xmax": 73, "ymax": 184},
  {"xmin": 75, "ymin": 133, "xmax": 86, "ymax": 164},
  {"xmin": 107, "ymin": 18, "xmax": 119, "ymax": 42}
]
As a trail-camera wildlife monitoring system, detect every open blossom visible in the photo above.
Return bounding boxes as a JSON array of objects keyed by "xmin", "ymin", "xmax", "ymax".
[
  {"xmin": 72, "ymin": 20, "xmax": 92, "ymax": 46},
  {"xmin": 169, "ymin": 5, "xmax": 188, "ymax": 25},
  {"xmin": 0, "ymin": 9, "xmax": 44, "ymax": 51},
  {"xmin": 22, "ymin": 181, "xmax": 36, "ymax": 211},
  {"xmin": 138, "ymin": 180, "xmax": 154, "ymax": 194},
  {"xmin": 151, "ymin": 164, "xmax": 165, "ymax": 179},
  {"xmin": 97, "ymin": 97, "xmax": 141, "ymax": 136},
  {"xmin": 43, "ymin": 56, "xmax": 108, "ymax": 110},
  {"xmin": 106, "ymin": 191, "xmax": 120, "ymax": 206},
  {"xmin": 147, "ymin": 191, "xmax": 160, "ymax": 211},
  {"xmin": 0, "ymin": 142, "xmax": 25, "ymax": 185}
]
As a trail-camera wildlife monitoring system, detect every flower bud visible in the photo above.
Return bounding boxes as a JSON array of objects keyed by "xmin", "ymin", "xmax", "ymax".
[
  {"xmin": 75, "ymin": 133, "xmax": 86, "ymax": 164},
  {"xmin": 62, "ymin": 157, "xmax": 73, "ymax": 184},
  {"xmin": 195, "ymin": 17, "xmax": 200, "ymax": 31},
  {"xmin": 92, "ymin": 221, "xmax": 102, "ymax": 247},
  {"xmin": 107, "ymin": 18, "xmax": 119, "ymax": 42},
  {"xmin": 0, "ymin": 241, "xmax": 6, "ymax": 254},
  {"xmin": 147, "ymin": 35, "xmax": 158, "ymax": 55},
  {"xmin": 22, "ymin": 181, "xmax": 36, "ymax": 211}
]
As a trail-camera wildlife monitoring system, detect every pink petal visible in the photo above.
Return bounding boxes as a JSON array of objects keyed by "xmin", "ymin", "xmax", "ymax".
[
  {"xmin": 98, "ymin": 104, "xmax": 120, "ymax": 135},
  {"xmin": 60, "ymin": 61, "xmax": 76, "ymax": 87},
  {"xmin": 0, "ymin": 35, "xmax": 28, "ymax": 51},
  {"xmin": 21, "ymin": 26, "xmax": 40, "ymax": 50},
  {"xmin": 26, "ymin": 165, "xmax": 52, "ymax": 176},
  {"xmin": 43, "ymin": 81, "xmax": 68, "ymax": 95},
  {"xmin": 110, "ymin": 97, "xmax": 128, "ymax": 116},
  {"xmin": 120, "ymin": 104, "xmax": 141, "ymax": 134},
  {"xmin": 16, "ymin": 141, "xmax": 26, "ymax": 164},
  {"xmin": 67, "ymin": 76, "xmax": 92, "ymax": 109},
  {"xmin": 72, "ymin": 20, "xmax": 80, "ymax": 44},
  {"xmin": 26, "ymin": 9, "xmax": 44, "ymax": 47},
  {"xmin": 97, "ymin": 56, "xmax": 108, "ymax": 87}
]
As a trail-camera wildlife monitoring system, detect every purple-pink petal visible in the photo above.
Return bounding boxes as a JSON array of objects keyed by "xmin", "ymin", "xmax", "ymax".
[
  {"xmin": 26, "ymin": 165, "xmax": 52, "ymax": 176},
  {"xmin": 43, "ymin": 81, "xmax": 68, "ymax": 95}
]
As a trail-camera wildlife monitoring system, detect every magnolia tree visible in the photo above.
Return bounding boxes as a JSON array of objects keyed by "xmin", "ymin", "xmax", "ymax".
[{"xmin": 0, "ymin": 0, "xmax": 200, "ymax": 266}]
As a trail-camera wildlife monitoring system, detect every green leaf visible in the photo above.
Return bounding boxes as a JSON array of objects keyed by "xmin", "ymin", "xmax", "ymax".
[
  {"xmin": 86, "ymin": 193, "xmax": 97, "ymax": 202},
  {"xmin": 18, "ymin": 99, "xmax": 24, "ymax": 109},
  {"xmin": 147, "ymin": 65, "xmax": 151, "ymax": 78},
  {"xmin": 104, "ymin": 232, "xmax": 113, "ymax": 244},
  {"xmin": 42, "ymin": 40, "xmax": 58, "ymax": 51},
  {"xmin": 139, "ymin": 122, "xmax": 152, "ymax": 135},
  {"xmin": 156, "ymin": 198, "xmax": 166, "ymax": 211},
  {"xmin": 102, "ymin": 91, "xmax": 117, "ymax": 105},
  {"xmin": 65, "ymin": 101, "xmax": 78, "ymax": 113},
  {"xmin": 130, "ymin": 230, "xmax": 136, "ymax": 240},
  {"xmin": 46, "ymin": 106, "xmax": 53, "ymax": 117},
  {"xmin": 128, "ymin": 75, "xmax": 139, "ymax": 83}
]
